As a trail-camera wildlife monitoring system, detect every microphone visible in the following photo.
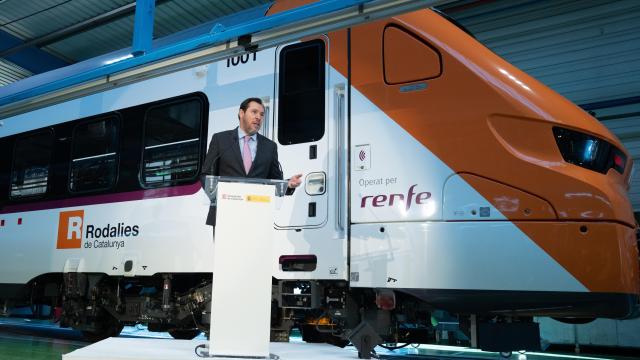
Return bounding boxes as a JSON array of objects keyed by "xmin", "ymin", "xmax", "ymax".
[
  {"xmin": 277, "ymin": 159, "xmax": 284, "ymax": 181},
  {"xmin": 200, "ymin": 134, "xmax": 237, "ymax": 201},
  {"xmin": 203, "ymin": 135, "xmax": 236, "ymax": 177},
  {"xmin": 277, "ymin": 159, "xmax": 301, "ymax": 195}
]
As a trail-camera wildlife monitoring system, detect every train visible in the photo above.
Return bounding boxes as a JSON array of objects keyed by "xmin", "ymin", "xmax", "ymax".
[{"xmin": 0, "ymin": 0, "xmax": 638, "ymax": 356}]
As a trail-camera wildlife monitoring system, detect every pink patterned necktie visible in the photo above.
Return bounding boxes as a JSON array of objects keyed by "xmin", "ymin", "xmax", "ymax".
[{"xmin": 242, "ymin": 135, "xmax": 252, "ymax": 174}]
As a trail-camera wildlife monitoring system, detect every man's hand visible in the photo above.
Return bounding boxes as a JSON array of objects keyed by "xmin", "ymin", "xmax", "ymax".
[{"xmin": 288, "ymin": 174, "xmax": 303, "ymax": 188}]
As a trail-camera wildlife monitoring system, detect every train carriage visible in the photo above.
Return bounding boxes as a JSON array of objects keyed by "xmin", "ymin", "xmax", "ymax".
[{"xmin": 0, "ymin": 0, "xmax": 638, "ymax": 354}]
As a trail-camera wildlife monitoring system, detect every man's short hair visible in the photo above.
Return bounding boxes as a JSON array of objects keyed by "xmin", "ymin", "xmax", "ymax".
[{"xmin": 239, "ymin": 97, "xmax": 263, "ymax": 112}]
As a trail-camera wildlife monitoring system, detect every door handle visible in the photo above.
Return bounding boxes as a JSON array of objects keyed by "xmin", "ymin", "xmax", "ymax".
[{"xmin": 305, "ymin": 172, "xmax": 326, "ymax": 195}]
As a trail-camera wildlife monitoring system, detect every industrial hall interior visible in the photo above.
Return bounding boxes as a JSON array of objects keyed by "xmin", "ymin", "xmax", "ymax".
[{"xmin": 0, "ymin": 0, "xmax": 639, "ymax": 360}]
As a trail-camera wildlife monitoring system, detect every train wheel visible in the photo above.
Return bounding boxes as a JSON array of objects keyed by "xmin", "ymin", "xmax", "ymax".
[
  {"xmin": 82, "ymin": 320, "xmax": 124, "ymax": 342},
  {"xmin": 299, "ymin": 324, "xmax": 325, "ymax": 343},
  {"xmin": 169, "ymin": 329, "xmax": 201, "ymax": 340},
  {"xmin": 500, "ymin": 351, "xmax": 513, "ymax": 358}
]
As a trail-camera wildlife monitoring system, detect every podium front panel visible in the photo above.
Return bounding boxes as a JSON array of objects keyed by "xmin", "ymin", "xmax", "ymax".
[{"xmin": 210, "ymin": 181, "xmax": 274, "ymax": 358}]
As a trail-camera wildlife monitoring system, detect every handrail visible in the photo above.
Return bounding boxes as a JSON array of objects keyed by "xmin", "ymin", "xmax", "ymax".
[{"xmin": 334, "ymin": 83, "xmax": 347, "ymax": 231}]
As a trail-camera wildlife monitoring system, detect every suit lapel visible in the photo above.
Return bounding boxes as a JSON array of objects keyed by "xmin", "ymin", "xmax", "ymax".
[{"xmin": 228, "ymin": 128, "xmax": 245, "ymax": 175}]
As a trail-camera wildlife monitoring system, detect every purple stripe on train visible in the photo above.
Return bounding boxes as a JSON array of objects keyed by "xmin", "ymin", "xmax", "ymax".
[{"xmin": 0, "ymin": 183, "xmax": 201, "ymax": 214}]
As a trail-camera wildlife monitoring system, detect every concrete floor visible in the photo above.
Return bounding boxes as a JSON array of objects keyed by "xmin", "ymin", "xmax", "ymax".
[
  {"xmin": 0, "ymin": 318, "xmax": 86, "ymax": 360},
  {"xmin": 1, "ymin": 318, "xmax": 638, "ymax": 360}
]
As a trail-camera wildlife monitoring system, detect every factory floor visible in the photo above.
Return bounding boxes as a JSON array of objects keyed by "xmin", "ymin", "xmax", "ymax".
[{"xmin": 0, "ymin": 318, "xmax": 638, "ymax": 360}]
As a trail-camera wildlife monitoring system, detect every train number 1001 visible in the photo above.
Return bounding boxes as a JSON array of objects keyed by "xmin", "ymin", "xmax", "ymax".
[{"xmin": 226, "ymin": 53, "xmax": 257, "ymax": 67}]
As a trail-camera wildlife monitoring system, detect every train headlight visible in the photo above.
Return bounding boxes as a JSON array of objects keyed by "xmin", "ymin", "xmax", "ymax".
[{"xmin": 553, "ymin": 126, "xmax": 626, "ymax": 175}]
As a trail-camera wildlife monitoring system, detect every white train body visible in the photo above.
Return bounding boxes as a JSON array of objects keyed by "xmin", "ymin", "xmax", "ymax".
[
  {"xmin": 1, "ymin": 46, "xmax": 349, "ymax": 283},
  {"xmin": 0, "ymin": 6, "xmax": 637, "ymax": 351},
  {"xmin": 1, "ymin": 46, "xmax": 581, "ymax": 294}
]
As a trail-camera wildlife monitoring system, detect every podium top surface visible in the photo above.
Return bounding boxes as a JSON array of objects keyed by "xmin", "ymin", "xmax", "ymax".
[
  {"xmin": 205, "ymin": 175, "xmax": 288, "ymax": 186},
  {"xmin": 203, "ymin": 176, "xmax": 289, "ymax": 201}
]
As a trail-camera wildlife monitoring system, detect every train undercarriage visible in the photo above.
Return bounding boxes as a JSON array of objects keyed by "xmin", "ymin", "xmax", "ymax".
[
  {"xmin": 0, "ymin": 273, "xmax": 570, "ymax": 358},
  {"xmin": 7, "ymin": 271, "xmax": 639, "ymax": 358}
]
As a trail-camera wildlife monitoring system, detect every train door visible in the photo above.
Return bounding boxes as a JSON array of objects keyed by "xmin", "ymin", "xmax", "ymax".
[
  {"xmin": 272, "ymin": 35, "xmax": 349, "ymax": 280},
  {"xmin": 273, "ymin": 39, "xmax": 329, "ymax": 229}
]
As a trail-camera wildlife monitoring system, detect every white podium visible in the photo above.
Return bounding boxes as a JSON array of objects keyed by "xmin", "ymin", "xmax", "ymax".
[{"xmin": 203, "ymin": 176, "xmax": 287, "ymax": 359}]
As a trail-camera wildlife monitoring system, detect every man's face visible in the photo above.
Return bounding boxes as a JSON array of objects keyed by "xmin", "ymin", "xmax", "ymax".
[{"xmin": 239, "ymin": 101, "xmax": 264, "ymax": 135}]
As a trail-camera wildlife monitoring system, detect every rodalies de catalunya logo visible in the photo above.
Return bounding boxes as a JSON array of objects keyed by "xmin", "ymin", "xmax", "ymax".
[
  {"xmin": 56, "ymin": 210, "xmax": 139, "ymax": 249},
  {"xmin": 57, "ymin": 210, "xmax": 84, "ymax": 249}
]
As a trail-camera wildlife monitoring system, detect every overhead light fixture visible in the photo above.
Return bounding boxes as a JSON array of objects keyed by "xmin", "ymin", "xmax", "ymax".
[{"xmin": 104, "ymin": 54, "xmax": 134, "ymax": 65}]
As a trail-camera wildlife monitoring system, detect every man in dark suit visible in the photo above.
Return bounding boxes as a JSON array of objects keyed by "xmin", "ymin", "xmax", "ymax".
[{"xmin": 202, "ymin": 97, "xmax": 302, "ymax": 226}]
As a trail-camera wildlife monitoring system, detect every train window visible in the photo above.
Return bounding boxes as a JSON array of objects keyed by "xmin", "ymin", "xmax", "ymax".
[
  {"xmin": 0, "ymin": 138, "xmax": 12, "ymax": 203},
  {"xmin": 70, "ymin": 116, "xmax": 119, "ymax": 193},
  {"xmin": 10, "ymin": 130, "xmax": 54, "ymax": 199},
  {"xmin": 278, "ymin": 40, "xmax": 325, "ymax": 145},
  {"xmin": 383, "ymin": 25, "xmax": 442, "ymax": 84},
  {"xmin": 141, "ymin": 98, "xmax": 203, "ymax": 187}
]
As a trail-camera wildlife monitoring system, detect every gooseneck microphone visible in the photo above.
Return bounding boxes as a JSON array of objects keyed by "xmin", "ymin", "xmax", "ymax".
[
  {"xmin": 203, "ymin": 134, "xmax": 237, "ymax": 176},
  {"xmin": 200, "ymin": 133, "xmax": 237, "ymax": 191}
]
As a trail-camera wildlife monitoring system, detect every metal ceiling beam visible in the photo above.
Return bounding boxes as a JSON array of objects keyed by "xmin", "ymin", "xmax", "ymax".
[
  {"xmin": 0, "ymin": 0, "xmax": 443, "ymax": 118},
  {"xmin": 580, "ymin": 96, "xmax": 640, "ymax": 112},
  {"xmin": 132, "ymin": 0, "xmax": 156, "ymax": 56},
  {"xmin": 0, "ymin": 30, "xmax": 69, "ymax": 73},
  {"xmin": 0, "ymin": 2, "xmax": 139, "ymax": 59}
]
